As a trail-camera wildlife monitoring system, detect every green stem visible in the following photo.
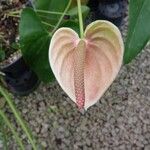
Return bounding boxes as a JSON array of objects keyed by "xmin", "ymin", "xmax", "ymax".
[
  {"xmin": 7, "ymin": 10, "xmax": 20, "ymax": 15},
  {"xmin": 36, "ymin": 9, "xmax": 66, "ymax": 15},
  {"xmin": 51, "ymin": 0, "xmax": 72, "ymax": 35},
  {"xmin": 77, "ymin": 0, "xmax": 84, "ymax": 38},
  {"xmin": 0, "ymin": 85, "xmax": 37, "ymax": 150},
  {"xmin": 6, "ymin": 13, "xmax": 55, "ymax": 29},
  {"xmin": 7, "ymin": 14, "xmax": 20, "ymax": 18},
  {"xmin": 42, "ymin": 21, "xmax": 55, "ymax": 28},
  {"xmin": 0, "ymin": 71, "xmax": 5, "ymax": 76},
  {"xmin": 0, "ymin": 110, "xmax": 25, "ymax": 150},
  {"xmin": 8, "ymin": 9, "xmax": 68, "ymax": 16}
]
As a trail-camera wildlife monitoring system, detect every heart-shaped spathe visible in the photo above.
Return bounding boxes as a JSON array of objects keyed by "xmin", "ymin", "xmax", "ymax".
[{"xmin": 49, "ymin": 20, "xmax": 124, "ymax": 110}]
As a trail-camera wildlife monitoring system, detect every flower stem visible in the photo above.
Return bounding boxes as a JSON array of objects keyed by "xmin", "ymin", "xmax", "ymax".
[{"xmin": 77, "ymin": 0, "xmax": 84, "ymax": 38}]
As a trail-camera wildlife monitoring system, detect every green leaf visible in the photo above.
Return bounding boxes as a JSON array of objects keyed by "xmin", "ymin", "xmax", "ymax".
[
  {"xmin": 68, "ymin": 5, "xmax": 90, "ymax": 20},
  {"xmin": 60, "ymin": 20, "xmax": 80, "ymax": 35},
  {"xmin": 19, "ymin": 8, "xmax": 54, "ymax": 82},
  {"xmin": 32, "ymin": 0, "xmax": 69, "ymax": 11},
  {"xmin": 124, "ymin": 0, "xmax": 150, "ymax": 64},
  {"xmin": 32, "ymin": 0, "xmax": 69, "ymax": 25}
]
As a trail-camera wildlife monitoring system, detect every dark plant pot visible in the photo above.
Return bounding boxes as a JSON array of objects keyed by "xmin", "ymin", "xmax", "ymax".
[
  {"xmin": 87, "ymin": 0, "xmax": 127, "ymax": 27},
  {"xmin": 98, "ymin": 0, "xmax": 127, "ymax": 27},
  {"xmin": 0, "ymin": 56, "xmax": 40, "ymax": 96},
  {"xmin": 25, "ymin": 0, "xmax": 33, "ymax": 7},
  {"xmin": 100, "ymin": 0, "xmax": 122, "ymax": 3},
  {"xmin": 88, "ymin": 0, "xmax": 99, "ymax": 11}
]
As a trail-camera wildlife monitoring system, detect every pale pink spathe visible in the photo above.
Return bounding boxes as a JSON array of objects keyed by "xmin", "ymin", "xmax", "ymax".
[{"xmin": 49, "ymin": 20, "xmax": 124, "ymax": 110}]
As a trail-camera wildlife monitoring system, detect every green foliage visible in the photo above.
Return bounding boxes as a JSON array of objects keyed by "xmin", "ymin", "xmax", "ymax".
[
  {"xmin": 32, "ymin": 0, "xmax": 69, "ymax": 25},
  {"xmin": 61, "ymin": 21, "xmax": 80, "ymax": 34},
  {"xmin": 32, "ymin": 0, "xmax": 89, "ymax": 29},
  {"xmin": 33, "ymin": 0, "xmax": 69, "ymax": 12},
  {"xmin": 0, "ymin": 115, "xmax": 9, "ymax": 150},
  {"xmin": 0, "ymin": 49, "xmax": 5, "ymax": 62},
  {"xmin": 124, "ymin": 0, "xmax": 150, "ymax": 64},
  {"xmin": 19, "ymin": 8, "xmax": 54, "ymax": 82}
]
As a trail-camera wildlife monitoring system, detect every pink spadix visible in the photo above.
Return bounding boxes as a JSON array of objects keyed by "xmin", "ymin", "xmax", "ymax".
[{"xmin": 49, "ymin": 20, "xmax": 124, "ymax": 110}]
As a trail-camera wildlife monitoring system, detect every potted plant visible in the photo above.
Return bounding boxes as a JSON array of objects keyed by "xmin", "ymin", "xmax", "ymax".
[{"xmin": 0, "ymin": 0, "xmax": 39, "ymax": 96}]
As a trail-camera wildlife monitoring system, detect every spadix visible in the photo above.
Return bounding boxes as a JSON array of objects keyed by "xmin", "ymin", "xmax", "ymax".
[{"xmin": 49, "ymin": 20, "xmax": 124, "ymax": 110}]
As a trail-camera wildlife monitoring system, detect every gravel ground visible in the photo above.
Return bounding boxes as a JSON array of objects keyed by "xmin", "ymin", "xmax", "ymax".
[{"xmin": 1, "ymin": 3, "xmax": 150, "ymax": 150}]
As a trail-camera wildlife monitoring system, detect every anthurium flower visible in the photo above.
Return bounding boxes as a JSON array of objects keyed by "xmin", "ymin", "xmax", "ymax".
[{"xmin": 49, "ymin": 20, "xmax": 124, "ymax": 110}]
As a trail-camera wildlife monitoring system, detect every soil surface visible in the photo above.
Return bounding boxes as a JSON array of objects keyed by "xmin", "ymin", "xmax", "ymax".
[
  {"xmin": 0, "ymin": 0, "xmax": 150, "ymax": 150},
  {"xmin": 0, "ymin": 0, "xmax": 25, "ymax": 59}
]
